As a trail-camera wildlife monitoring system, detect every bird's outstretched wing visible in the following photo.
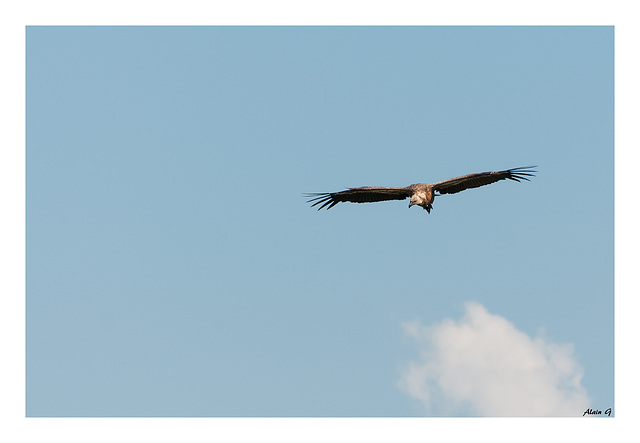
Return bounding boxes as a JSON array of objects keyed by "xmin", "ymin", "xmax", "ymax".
[
  {"xmin": 305, "ymin": 186, "xmax": 412, "ymax": 210},
  {"xmin": 431, "ymin": 166, "xmax": 536, "ymax": 195}
]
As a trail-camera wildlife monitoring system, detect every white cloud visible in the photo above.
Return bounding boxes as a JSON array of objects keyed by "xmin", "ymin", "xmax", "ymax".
[{"xmin": 398, "ymin": 302, "xmax": 589, "ymax": 416}]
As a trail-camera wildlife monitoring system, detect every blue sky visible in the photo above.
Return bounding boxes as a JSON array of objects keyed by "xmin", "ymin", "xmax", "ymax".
[{"xmin": 25, "ymin": 26, "xmax": 613, "ymax": 417}]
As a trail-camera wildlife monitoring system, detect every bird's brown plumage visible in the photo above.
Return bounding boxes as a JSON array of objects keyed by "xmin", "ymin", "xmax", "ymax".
[{"xmin": 305, "ymin": 166, "xmax": 536, "ymax": 213}]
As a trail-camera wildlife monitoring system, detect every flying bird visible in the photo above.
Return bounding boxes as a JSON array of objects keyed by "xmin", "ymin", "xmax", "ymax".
[{"xmin": 305, "ymin": 166, "xmax": 536, "ymax": 214}]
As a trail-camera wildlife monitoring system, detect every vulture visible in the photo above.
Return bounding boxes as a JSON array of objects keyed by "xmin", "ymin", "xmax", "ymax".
[{"xmin": 305, "ymin": 166, "xmax": 536, "ymax": 214}]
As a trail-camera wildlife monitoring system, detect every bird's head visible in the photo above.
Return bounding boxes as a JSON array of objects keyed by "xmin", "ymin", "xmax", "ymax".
[{"xmin": 409, "ymin": 191, "xmax": 432, "ymax": 213}]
